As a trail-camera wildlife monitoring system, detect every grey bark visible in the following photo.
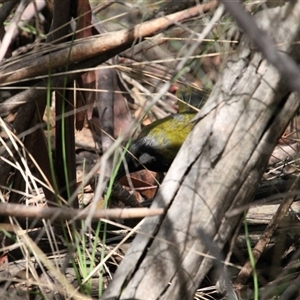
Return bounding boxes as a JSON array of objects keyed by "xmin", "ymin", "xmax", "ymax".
[{"xmin": 103, "ymin": 2, "xmax": 300, "ymax": 299}]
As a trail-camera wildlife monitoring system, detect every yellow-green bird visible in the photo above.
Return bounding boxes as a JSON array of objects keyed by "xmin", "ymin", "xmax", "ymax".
[
  {"xmin": 115, "ymin": 89, "xmax": 208, "ymax": 180},
  {"xmin": 116, "ymin": 111, "xmax": 196, "ymax": 180}
]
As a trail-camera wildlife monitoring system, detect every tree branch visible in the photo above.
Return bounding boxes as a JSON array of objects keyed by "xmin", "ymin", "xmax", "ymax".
[
  {"xmin": 0, "ymin": 202, "xmax": 163, "ymax": 222},
  {"xmin": 0, "ymin": 1, "xmax": 218, "ymax": 85}
]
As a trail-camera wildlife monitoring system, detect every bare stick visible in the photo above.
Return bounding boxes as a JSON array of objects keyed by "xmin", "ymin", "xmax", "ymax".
[{"xmin": 0, "ymin": 202, "xmax": 164, "ymax": 221}]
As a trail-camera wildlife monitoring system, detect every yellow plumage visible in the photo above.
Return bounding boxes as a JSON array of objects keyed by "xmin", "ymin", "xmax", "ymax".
[
  {"xmin": 116, "ymin": 89, "xmax": 208, "ymax": 180},
  {"xmin": 116, "ymin": 112, "xmax": 196, "ymax": 179}
]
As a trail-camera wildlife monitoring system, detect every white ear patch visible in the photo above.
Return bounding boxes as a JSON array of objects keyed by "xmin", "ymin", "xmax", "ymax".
[{"xmin": 139, "ymin": 153, "xmax": 155, "ymax": 166}]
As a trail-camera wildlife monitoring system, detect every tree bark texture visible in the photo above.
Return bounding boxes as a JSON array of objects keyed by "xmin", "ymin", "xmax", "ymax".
[{"xmin": 103, "ymin": 3, "xmax": 300, "ymax": 299}]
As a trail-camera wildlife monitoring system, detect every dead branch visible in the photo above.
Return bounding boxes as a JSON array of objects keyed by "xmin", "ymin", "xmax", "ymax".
[
  {"xmin": 0, "ymin": 1, "xmax": 218, "ymax": 85},
  {"xmin": 0, "ymin": 202, "xmax": 163, "ymax": 222}
]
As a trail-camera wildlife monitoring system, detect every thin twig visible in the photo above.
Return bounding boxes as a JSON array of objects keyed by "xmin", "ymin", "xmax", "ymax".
[{"xmin": 0, "ymin": 202, "xmax": 164, "ymax": 222}]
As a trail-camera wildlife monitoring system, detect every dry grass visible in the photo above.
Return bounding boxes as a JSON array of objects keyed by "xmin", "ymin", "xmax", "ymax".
[{"xmin": 0, "ymin": 1, "xmax": 300, "ymax": 299}]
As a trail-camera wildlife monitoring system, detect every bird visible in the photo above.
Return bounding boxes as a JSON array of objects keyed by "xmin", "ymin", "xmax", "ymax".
[
  {"xmin": 114, "ymin": 88, "xmax": 211, "ymax": 180},
  {"xmin": 115, "ymin": 111, "xmax": 197, "ymax": 180},
  {"xmin": 88, "ymin": 91, "xmax": 205, "ymax": 193}
]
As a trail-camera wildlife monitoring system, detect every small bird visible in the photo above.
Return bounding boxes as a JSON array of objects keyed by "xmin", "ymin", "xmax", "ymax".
[
  {"xmin": 88, "ymin": 90, "xmax": 205, "ymax": 192},
  {"xmin": 116, "ymin": 111, "xmax": 196, "ymax": 180}
]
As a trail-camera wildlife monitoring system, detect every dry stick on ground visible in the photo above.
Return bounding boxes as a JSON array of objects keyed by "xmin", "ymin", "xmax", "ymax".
[
  {"xmin": 0, "ymin": 203, "xmax": 163, "ymax": 222},
  {"xmin": 0, "ymin": 1, "xmax": 218, "ymax": 85},
  {"xmin": 234, "ymin": 174, "xmax": 300, "ymax": 291},
  {"xmin": 102, "ymin": 3, "xmax": 300, "ymax": 300}
]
